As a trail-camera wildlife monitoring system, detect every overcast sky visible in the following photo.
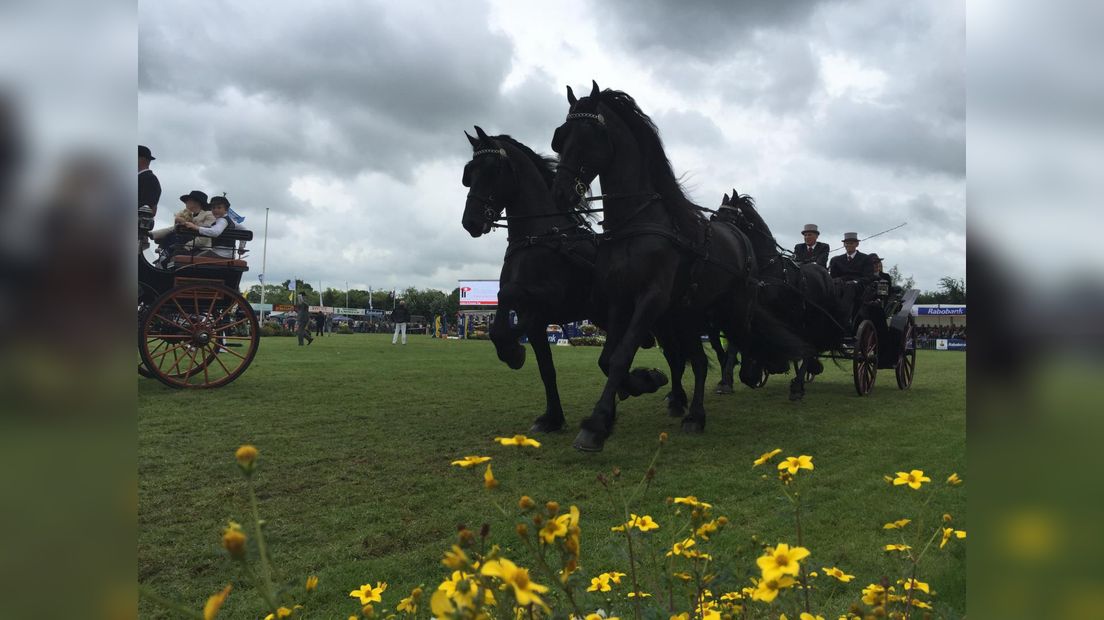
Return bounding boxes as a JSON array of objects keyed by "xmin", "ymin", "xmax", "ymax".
[{"xmin": 138, "ymin": 0, "xmax": 964, "ymax": 293}]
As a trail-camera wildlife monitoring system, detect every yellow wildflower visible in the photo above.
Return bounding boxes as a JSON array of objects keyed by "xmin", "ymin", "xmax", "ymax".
[
  {"xmin": 756, "ymin": 543, "xmax": 810, "ymax": 580},
  {"xmin": 909, "ymin": 598, "xmax": 933, "ymax": 610},
  {"xmin": 672, "ymin": 572, "xmax": 693, "ymax": 582},
  {"xmin": 495, "ymin": 434, "xmax": 541, "ymax": 448},
  {"xmin": 481, "ymin": 557, "xmax": 550, "ymax": 610},
  {"xmin": 892, "ymin": 469, "xmax": 931, "ymax": 490},
  {"xmin": 659, "ymin": 431, "xmax": 668, "ymax": 444},
  {"xmin": 883, "ymin": 474, "xmax": 894, "ymax": 484},
  {"xmin": 884, "ymin": 544, "xmax": 912, "ymax": 553},
  {"xmin": 861, "ymin": 584, "xmax": 894, "ymax": 606},
  {"xmin": 484, "ymin": 463, "xmax": 499, "ymax": 489},
  {"xmin": 901, "ymin": 578, "xmax": 930, "ymax": 594},
  {"xmin": 442, "ymin": 545, "xmax": 470, "ymax": 570},
  {"xmin": 777, "ymin": 455, "xmax": 814, "ymax": 475},
  {"xmin": 626, "ymin": 591, "xmax": 652, "ymax": 598},
  {"xmin": 304, "ymin": 575, "xmax": 318, "ymax": 592},
  {"xmin": 203, "ymin": 584, "xmax": 231, "ymax": 620},
  {"xmin": 947, "ymin": 472, "xmax": 963, "ymax": 485},
  {"xmin": 220, "ymin": 521, "xmax": 247, "ymax": 559},
  {"xmin": 451, "ymin": 456, "xmax": 492, "ymax": 468},
  {"xmin": 753, "ymin": 448, "xmax": 782, "ymax": 467},
  {"xmin": 751, "ymin": 576, "xmax": 795, "ymax": 602},
  {"xmin": 719, "ymin": 592, "xmax": 743, "ymax": 602},
  {"xmin": 262, "ymin": 607, "xmax": 295, "ymax": 620},
  {"xmin": 674, "ymin": 496, "xmax": 713, "ymax": 510},
  {"xmin": 234, "ymin": 444, "xmax": 258, "ymax": 468},
  {"xmin": 821, "ymin": 566, "xmax": 854, "ymax": 583},
  {"xmin": 396, "ymin": 587, "xmax": 422, "ymax": 613},
  {"xmin": 882, "ymin": 519, "xmax": 911, "ymax": 530},
  {"xmin": 540, "ymin": 517, "xmax": 568, "ymax": 544},
  {"xmin": 611, "ymin": 514, "xmax": 659, "ymax": 532},
  {"xmin": 350, "ymin": 582, "xmax": 387, "ymax": 605},
  {"xmin": 800, "ymin": 614, "xmax": 825, "ymax": 620},
  {"xmin": 940, "ymin": 527, "xmax": 967, "ymax": 549},
  {"xmin": 666, "ymin": 537, "xmax": 697, "ymax": 557},
  {"xmin": 587, "ymin": 574, "xmax": 611, "ymax": 592}
]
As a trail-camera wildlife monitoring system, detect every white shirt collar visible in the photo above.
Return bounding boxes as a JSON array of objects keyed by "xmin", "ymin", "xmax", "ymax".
[
  {"xmin": 139, "ymin": 169, "xmax": 152, "ymax": 175},
  {"xmin": 847, "ymin": 252, "xmax": 857, "ymax": 259}
]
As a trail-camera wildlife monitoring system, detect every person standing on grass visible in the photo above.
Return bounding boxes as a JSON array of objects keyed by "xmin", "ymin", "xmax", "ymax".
[
  {"xmin": 315, "ymin": 311, "xmax": 325, "ymax": 337},
  {"xmin": 391, "ymin": 300, "xmax": 411, "ymax": 345},
  {"xmin": 296, "ymin": 294, "xmax": 313, "ymax": 346}
]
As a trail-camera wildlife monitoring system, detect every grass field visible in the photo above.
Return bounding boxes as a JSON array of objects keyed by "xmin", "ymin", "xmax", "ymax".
[{"xmin": 138, "ymin": 334, "xmax": 966, "ymax": 619}]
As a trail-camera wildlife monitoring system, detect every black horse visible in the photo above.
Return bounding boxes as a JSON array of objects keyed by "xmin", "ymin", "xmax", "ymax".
[
  {"xmin": 550, "ymin": 82, "xmax": 805, "ymax": 451},
  {"xmin": 460, "ymin": 126, "xmax": 667, "ymax": 433},
  {"xmin": 717, "ymin": 190, "xmax": 846, "ymax": 400}
]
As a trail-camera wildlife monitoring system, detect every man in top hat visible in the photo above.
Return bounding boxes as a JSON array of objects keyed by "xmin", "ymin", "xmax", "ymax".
[
  {"xmin": 829, "ymin": 232, "xmax": 874, "ymax": 281},
  {"xmin": 138, "ymin": 145, "xmax": 161, "ymax": 216},
  {"xmin": 793, "ymin": 224, "xmax": 829, "ymax": 267}
]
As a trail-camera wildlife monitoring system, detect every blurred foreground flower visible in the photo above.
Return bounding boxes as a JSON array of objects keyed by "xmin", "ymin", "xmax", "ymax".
[
  {"xmin": 495, "ymin": 435, "xmax": 541, "ymax": 448},
  {"xmin": 452, "ymin": 455, "xmax": 492, "ymax": 468},
  {"xmin": 753, "ymin": 448, "xmax": 782, "ymax": 467},
  {"xmin": 203, "ymin": 584, "xmax": 231, "ymax": 620},
  {"xmin": 481, "ymin": 557, "xmax": 549, "ymax": 610}
]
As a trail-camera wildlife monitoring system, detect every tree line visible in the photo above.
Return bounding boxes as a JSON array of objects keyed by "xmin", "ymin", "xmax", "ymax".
[{"xmin": 244, "ymin": 281, "xmax": 461, "ymax": 318}]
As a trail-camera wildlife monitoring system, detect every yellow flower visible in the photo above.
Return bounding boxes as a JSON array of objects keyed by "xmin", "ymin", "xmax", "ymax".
[
  {"xmin": 626, "ymin": 591, "xmax": 652, "ymax": 598},
  {"xmin": 884, "ymin": 544, "xmax": 912, "ymax": 553},
  {"xmin": 674, "ymin": 496, "xmax": 713, "ymax": 510},
  {"xmin": 235, "ymin": 444, "xmax": 258, "ymax": 468},
  {"xmin": 396, "ymin": 587, "xmax": 422, "ymax": 614},
  {"xmin": 540, "ymin": 516, "xmax": 568, "ymax": 544},
  {"xmin": 221, "ymin": 521, "xmax": 247, "ymax": 559},
  {"xmin": 349, "ymin": 582, "xmax": 387, "ymax": 605},
  {"xmin": 495, "ymin": 434, "xmax": 541, "ymax": 448},
  {"xmin": 777, "ymin": 455, "xmax": 814, "ymax": 475},
  {"xmin": 861, "ymin": 584, "xmax": 894, "ymax": 606},
  {"xmin": 611, "ymin": 514, "xmax": 659, "ymax": 532},
  {"xmin": 940, "ymin": 527, "xmax": 967, "ymax": 549},
  {"xmin": 305, "ymin": 575, "xmax": 318, "ymax": 592},
  {"xmin": 451, "ymin": 455, "xmax": 492, "ymax": 468},
  {"xmin": 433, "ymin": 570, "xmax": 495, "ymax": 612},
  {"xmin": 800, "ymin": 614, "xmax": 825, "ymax": 620},
  {"xmin": 203, "ymin": 584, "xmax": 231, "ymax": 620},
  {"xmin": 821, "ymin": 566, "xmax": 854, "ymax": 583},
  {"xmin": 483, "ymin": 463, "xmax": 499, "ymax": 489},
  {"xmin": 753, "ymin": 448, "xmax": 782, "ymax": 467},
  {"xmin": 481, "ymin": 557, "xmax": 550, "ymax": 610},
  {"xmin": 666, "ymin": 537, "xmax": 697, "ymax": 557},
  {"xmin": 518, "ymin": 495, "xmax": 536, "ymax": 510},
  {"xmin": 751, "ymin": 576, "xmax": 796, "ymax": 602},
  {"xmin": 695, "ymin": 519, "xmax": 723, "ymax": 540},
  {"xmin": 442, "ymin": 545, "xmax": 470, "ymax": 569},
  {"xmin": 672, "ymin": 572, "xmax": 693, "ymax": 582},
  {"xmin": 901, "ymin": 578, "xmax": 930, "ymax": 594},
  {"xmin": 756, "ymin": 543, "xmax": 810, "ymax": 580},
  {"xmin": 892, "ymin": 469, "xmax": 931, "ymax": 490},
  {"xmin": 882, "ymin": 519, "xmax": 911, "ymax": 530},
  {"xmin": 719, "ymin": 592, "xmax": 743, "ymax": 602},
  {"xmin": 883, "ymin": 475, "xmax": 894, "ymax": 484},
  {"xmin": 659, "ymin": 432, "xmax": 669, "ymax": 444},
  {"xmin": 262, "ymin": 607, "xmax": 296, "ymax": 620},
  {"xmin": 947, "ymin": 472, "xmax": 963, "ymax": 485},
  {"xmin": 586, "ymin": 574, "xmax": 611, "ymax": 592}
]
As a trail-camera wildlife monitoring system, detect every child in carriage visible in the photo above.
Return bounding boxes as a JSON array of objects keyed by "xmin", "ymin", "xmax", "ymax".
[
  {"xmin": 149, "ymin": 190, "xmax": 215, "ymax": 264},
  {"xmin": 180, "ymin": 194, "xmax": 240, "ymax": 258}
]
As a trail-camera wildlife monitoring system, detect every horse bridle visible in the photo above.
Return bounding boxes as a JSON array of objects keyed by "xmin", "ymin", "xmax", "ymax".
[
  {"xmin": 465, "ymin": 147, "xmax": 510, "ymax": 228},
  {"xmin": 554, "ymin": 111, "xmax": 607, "ymax": 198}
]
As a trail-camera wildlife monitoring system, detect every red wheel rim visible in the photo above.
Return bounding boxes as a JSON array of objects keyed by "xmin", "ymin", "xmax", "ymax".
[{"xmin": 853, "ymin": 320, "xmax": 878, "ymax": 396}]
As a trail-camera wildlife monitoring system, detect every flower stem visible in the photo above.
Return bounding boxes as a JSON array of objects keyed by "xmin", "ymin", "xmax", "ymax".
[
  {"xmin": 246, "ymin": 477, "xmax": 279, "ymax": 612},
  {"xmin": 521, "ymin": 534, "xmax": 584, "ymax": 618},
  {"xmin": 793, "ymin": 492, "xmax": 811, "ymax": 614}
]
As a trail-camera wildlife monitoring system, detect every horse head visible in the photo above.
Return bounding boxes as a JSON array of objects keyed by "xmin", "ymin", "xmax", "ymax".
[
  {"xmin": 461, "ymin": 125, "xmax": 513, "ymax": 237},
  {"xmin": 550, "ymin": 80, "xmax": 612, "ymax": 210}
]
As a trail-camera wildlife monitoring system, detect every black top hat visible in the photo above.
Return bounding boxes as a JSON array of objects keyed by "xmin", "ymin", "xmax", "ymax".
[
  {"xmin": 179, "ymin": 190, "xmax": 208, "ymax": 207},
  {"xmin": 209, "ymin": 195, "xmax": 230, "ymax": 209},
  {"xmin": 139, "ymin": 145, "xmax": 155, "ymax": 160}
]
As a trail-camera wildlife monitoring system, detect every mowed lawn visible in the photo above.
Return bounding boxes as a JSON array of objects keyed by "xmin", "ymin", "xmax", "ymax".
[{"xmin": 139, "ymin": 334, "xmax": 966, "ymax": 619}]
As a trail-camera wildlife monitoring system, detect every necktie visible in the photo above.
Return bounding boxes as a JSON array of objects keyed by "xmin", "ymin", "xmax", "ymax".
[{"xmin": 848, "ymin": 255, "xmax": 853, "ymax": 262}]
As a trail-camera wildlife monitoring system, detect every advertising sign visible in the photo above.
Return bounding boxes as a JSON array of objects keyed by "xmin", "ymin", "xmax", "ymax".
[
  {"xmin": 459, "ymin": 280, "xmax": 499, "ymax": 307},
  {"xmin": 914, "ymin": 305, "xmax": 966, "ymax": 316}
]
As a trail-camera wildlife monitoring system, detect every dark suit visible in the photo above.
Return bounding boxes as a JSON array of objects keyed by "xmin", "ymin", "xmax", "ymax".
[
  {"xmin": 139, "ymin": 168, "xmax": 161, "ymax": 215},
  {"xmin": 829, "ymin": 251, "xmax": 874, "ymax": 281},
  {"xmin": 793, "ymin": 242, "xmax": 829, "ymax": 267}
]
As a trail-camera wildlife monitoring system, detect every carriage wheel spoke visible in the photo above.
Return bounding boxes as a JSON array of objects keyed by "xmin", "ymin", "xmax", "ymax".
[
  {"xmin": 212, "ymin": 341, "xmax": 247, "ymax": 361},
  {"xmin": 210, "ymin": 346, "xmax": 234, "ymax": 377}
]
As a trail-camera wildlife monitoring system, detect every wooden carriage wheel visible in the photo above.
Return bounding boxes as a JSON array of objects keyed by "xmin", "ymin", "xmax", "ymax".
[
  {"xmin": 852, "ymin": 319, "xmax": 878, "ymax": 396},
  {"xmin": 139, "ymin": 283, "xmax": 259, "ymax": 389},
  {"xmin": 895, "ymin": 317, "xmax": 917, "ymax": 390}
]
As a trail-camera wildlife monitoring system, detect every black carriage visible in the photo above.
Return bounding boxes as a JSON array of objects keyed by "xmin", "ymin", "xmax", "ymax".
[
  {"xmin": 137, "ymin": 215, "xmax": 259, "ymax": 389},
  {"xmin": 846, "ymin": 281, "xmax": 919, "ymax": 396}
]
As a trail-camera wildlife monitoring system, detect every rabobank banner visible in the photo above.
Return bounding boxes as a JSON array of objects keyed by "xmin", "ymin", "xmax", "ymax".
[
  {"xmin": 459, "ymin": 280, "xmax": 499, "ymax": 307},
  {"xmin": 914, "ymin": 304, "xmax": 966, "ymax": 316}
]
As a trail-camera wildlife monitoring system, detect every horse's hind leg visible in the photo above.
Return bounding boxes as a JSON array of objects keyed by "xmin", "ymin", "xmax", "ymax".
[
  {"xmin": 789, "ymin": 359, "xmax": 808, "ymax": 402},
  {"xmin": 682, "ymin": 328, "xmax": 708, "ymax": 434},
  {"xmin": 527, "ymin": 325, "xmax": 565, "ymax": 433},
  {"xmin": 709, "ymin": 329, "xmax": 733, "ymax": 394}
]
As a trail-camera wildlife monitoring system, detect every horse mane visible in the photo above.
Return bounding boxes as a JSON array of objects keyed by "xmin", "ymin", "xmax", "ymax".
[
  {"xmin": 494, "ymin": 133, "xmax": 595, "ymax": 224},
  {"xmin": 730, "ymin": 192, "xmax": 780, "ymax": 257},
  {"xmin": 594, "ymin": 89, "xmax": 705, "ymax": 239}
]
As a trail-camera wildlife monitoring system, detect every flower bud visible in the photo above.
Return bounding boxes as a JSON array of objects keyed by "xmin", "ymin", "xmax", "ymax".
[
  {"xmin": 645, "ymin": 467, "xmax": 656, "ymax": 482},
  {"xmin": 458, "ymin": 528, "xmax": 476, "ymax": 547},
  {"xmin": 658, "ymin": 432, "xmax": 668, "ymax": 445},
  {"xmin": 480, "ymin": 523, "xmax": 490, "ymax": 539},
  {"xmin": 545, "ymin": 501, "xmax": 560, "ymax": 515},
  {"xmin": 516, "ymin": 523, "xmax": 529, "ymax": 538},
  {"xmin": 235, "ymin": 445, "xmax": 258, "ymax": 472},
  {"xmin": 717, "ymin": 516, "xmax": 729, "ymax": 526},
  {"xmin": 221, "ymin": 522, "xmax": 247, "ymax": 559},
  {"xmin": 532, "ymin": 514, "xmax": 544, "ymax": 526},
  {"xmin": 942, "ymin": 513, "xmax": 952, "ymax": 523},
  {"xmin": 612, "ymin": 467, "xmax": 621, "ymax": 478},
  {"xmin": 411, "ymin": 587, "xmax": 423, "ymax": 600},
  {"xmin": 518, "ymin": 495, "xmax": 536, "ymax": 511}
]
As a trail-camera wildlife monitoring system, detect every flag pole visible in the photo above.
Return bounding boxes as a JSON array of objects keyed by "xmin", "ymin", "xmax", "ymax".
[
  {"xmin": 259, "ymin": 207, "xmax": 269, "ymax": 323},
  {"xmin": 345, "ymin": 280, "xmax": 349, "ymax": 309}
]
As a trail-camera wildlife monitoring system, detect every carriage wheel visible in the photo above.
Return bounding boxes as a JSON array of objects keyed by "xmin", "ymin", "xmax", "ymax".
[
  {"xmin": 139, "ymin": 283, "xmax": 259, "ymax": 388},
  {"xmin": 895, "ymin": 317, "xmax": 917, "ymax": 390},
  {"xmin": 852, "ymin": 320, "xmax": 878, "ymax": 396}
]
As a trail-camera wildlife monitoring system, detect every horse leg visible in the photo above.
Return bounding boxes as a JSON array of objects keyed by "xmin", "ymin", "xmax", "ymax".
[
  {"xmin": 490, "ymin": 307, "xmax": 526, "ymax": 369},
  {"xmin": 574, "ymin": 296, "xmax": 663, "ymax": 452},
  {"xmin": 659, "ymin": 331, "xmax": 688, "ymax": 417},
  {"xmin": 789, "ymin": 358, "xmax": 808, "ymax": 402},
  {"xmin": 682, "ymin": 329, "xmax": 709, "ymax": 433},
  {"xmin": 709, "ymin": 329, "xmax": 733, "ymax": 394},
  {"xmin": 527, "ymin": 325, "xmax": 565, "ymax": 433},
  {"xmin": 721, "ymin": 348, "xmax": 738, "ymax": 392}
]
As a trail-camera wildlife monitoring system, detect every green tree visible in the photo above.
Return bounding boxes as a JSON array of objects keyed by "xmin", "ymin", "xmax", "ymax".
[
  {"xmin": 886, "ymin": 265, "xmax": 916, "ymax": 292},
  {"xmin": 917, "ymin": 277, "xmax": 966, "ymax": 304}
]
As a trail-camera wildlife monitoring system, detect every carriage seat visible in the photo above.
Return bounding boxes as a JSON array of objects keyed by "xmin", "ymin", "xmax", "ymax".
[{"xmin": 172, "ymin": 254, "xmax": 249, "ymax": 270}]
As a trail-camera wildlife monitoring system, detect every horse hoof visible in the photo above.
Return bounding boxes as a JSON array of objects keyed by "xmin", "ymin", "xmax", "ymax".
[
  {"xmin": 624, "ymin": 368, "xmax": 669, "ymax": 398},
  {"xmin": 529, "ymin": 419, "xmax": 565, "ymax": 434},
  {"xmin": 714, "ymin": 383, "xmax": 734, "ymax": 395},
  {"xmin": 502, "ymin": 346, "xmax": 526, "ymax": 370},
  {"xmin": 681, "ymin": 419, "xmax": 705, "ymax": 434},
  {"xmin": 573, "ymin": 429, "xmax": 606, "ymax": 452}
]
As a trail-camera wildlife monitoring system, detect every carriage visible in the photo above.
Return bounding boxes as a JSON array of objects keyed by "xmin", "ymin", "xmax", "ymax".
[
  {"xmin": 846, "ymin": 281, "xmax": 919, "ymax": 396},
  {"xmin": 137, "ymin": 212, "xmax": 260, "ymax": 389}
]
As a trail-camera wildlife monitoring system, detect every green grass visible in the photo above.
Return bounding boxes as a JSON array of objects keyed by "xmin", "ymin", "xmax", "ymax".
[{"xmin": 139, "ymin": 334, "xmax": 965, "ymax": 619}]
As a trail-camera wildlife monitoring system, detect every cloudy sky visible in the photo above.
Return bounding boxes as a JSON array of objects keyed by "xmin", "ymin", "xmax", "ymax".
[{"xmin": 138, "ymin": 0, "xmax": 964, "ymax": 293}]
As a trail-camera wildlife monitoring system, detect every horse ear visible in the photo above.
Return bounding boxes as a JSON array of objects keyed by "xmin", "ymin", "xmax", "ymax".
[
  {"xmin": 722, "ymin": 193, "xmax": 730, "ymax": 205},
  {"xmin": 732, "ymin": 188, "xmax": 738, "ymax": 200},
  {"xmin": 566, "ymin": 85, "xmax": 577, "ymax": 105},
  {"xmin": 465, "ymin": 130, "xmax": 478, "ymax": 148},
  {"xmin": 474, "ymin": 125, "xmax": 489, "ymax": 141},
  {"xmin": 590, "ymin": 80, "xmax": 600, "ymax": 98}
]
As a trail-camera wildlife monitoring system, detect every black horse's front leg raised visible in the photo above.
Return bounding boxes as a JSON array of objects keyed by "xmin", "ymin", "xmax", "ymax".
[
  {"xmin": 489, "ymin": 306, "xmax": 527, "ymax": 369},
  {"xmin": 527, "ymin": 324, "xmax": 566, "ymax": 433}
]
